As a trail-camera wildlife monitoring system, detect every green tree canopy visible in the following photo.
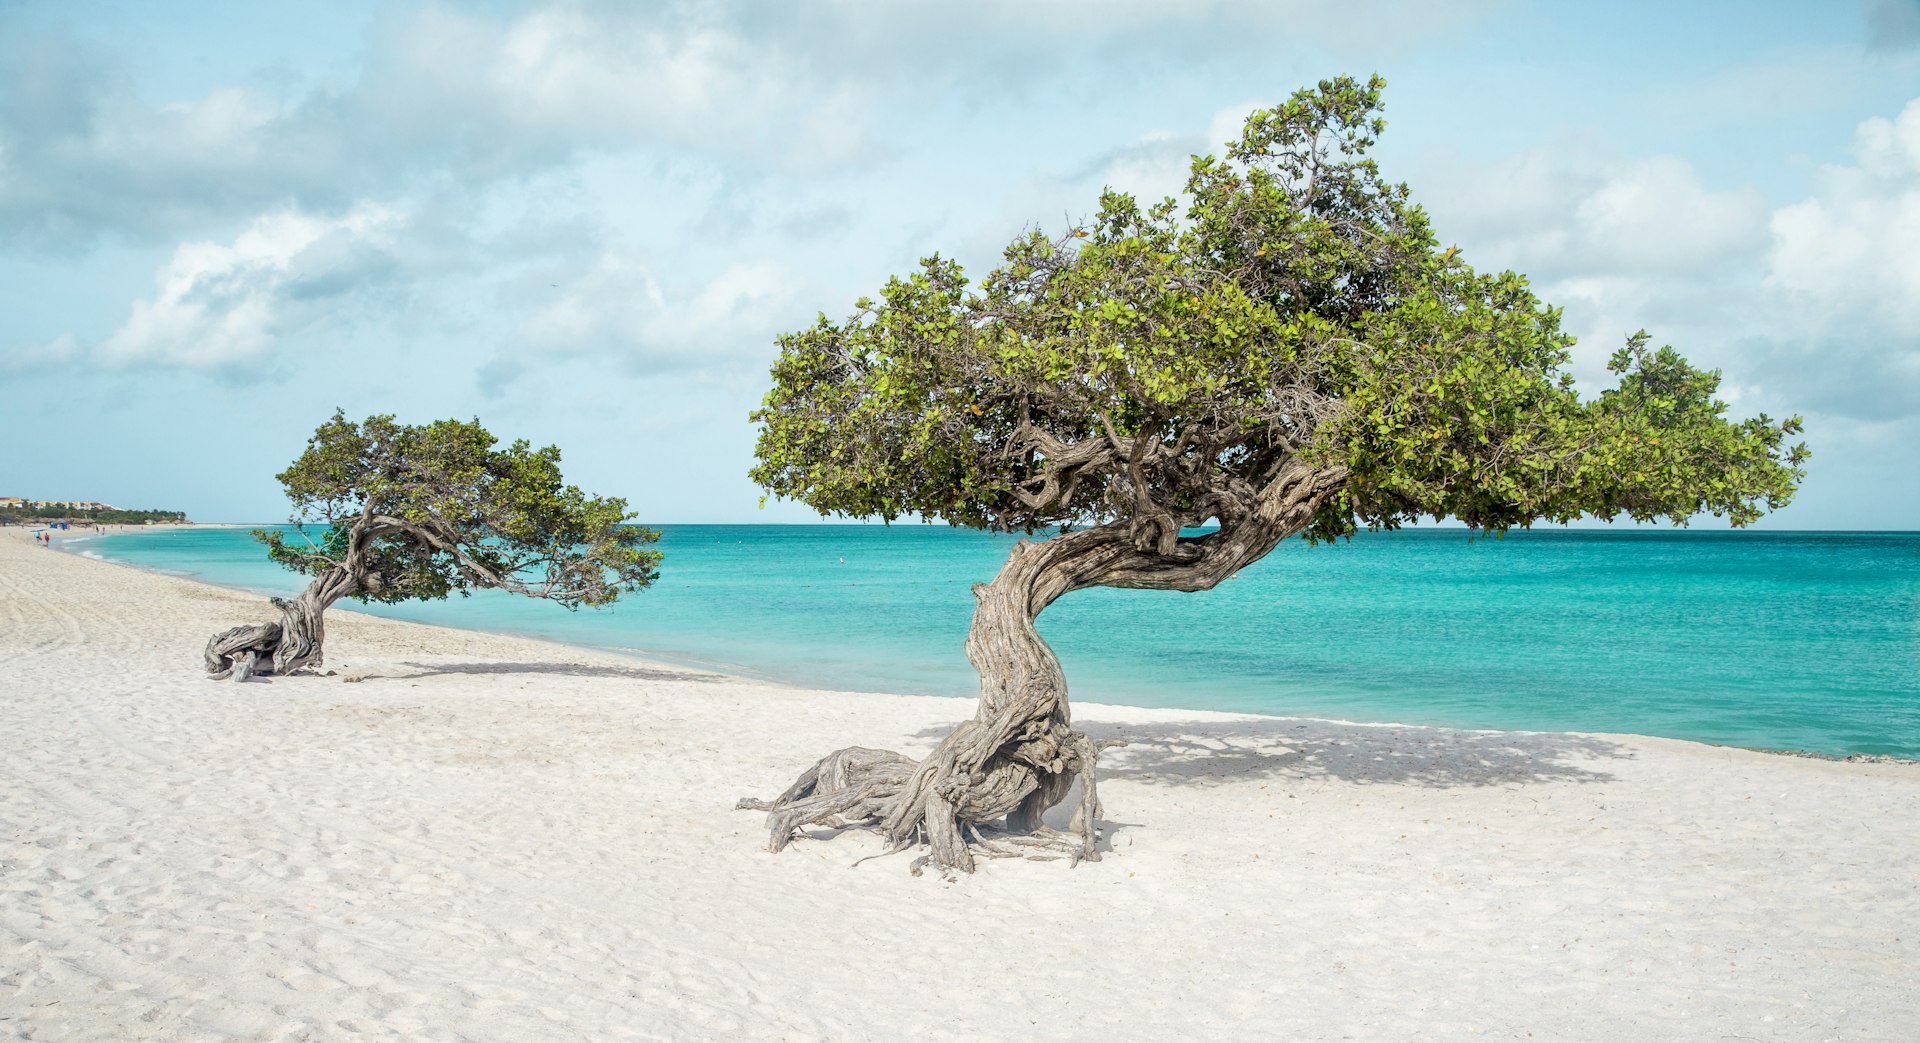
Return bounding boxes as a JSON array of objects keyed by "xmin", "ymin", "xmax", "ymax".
[
  {"xmin": 752, "ymin": 75, "xmax": 1805, "ymax": 548},
  {"xmin": 261, "ymin": 410, "xmax": 659, "ymax": 607}
]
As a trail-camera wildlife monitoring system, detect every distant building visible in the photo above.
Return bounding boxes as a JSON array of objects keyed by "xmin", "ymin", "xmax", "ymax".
[{"xmin": 3, "ymin": 498, "xmax": 121, "ymax": 510}]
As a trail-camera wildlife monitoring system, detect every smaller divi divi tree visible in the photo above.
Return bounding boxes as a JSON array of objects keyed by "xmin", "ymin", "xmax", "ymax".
[
  {"xmin": 743, "ymin": 76, "xmax": 1807, "ymax": 874},
  {"xmin": 204, "ymin": 411, "xmax": 661, "ymax": 681}
]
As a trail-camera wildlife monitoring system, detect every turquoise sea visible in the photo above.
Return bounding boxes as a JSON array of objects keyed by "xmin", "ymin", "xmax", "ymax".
[{"xmin": 66, "ymin": 525, "xmax": 1920, "ymax": 759}]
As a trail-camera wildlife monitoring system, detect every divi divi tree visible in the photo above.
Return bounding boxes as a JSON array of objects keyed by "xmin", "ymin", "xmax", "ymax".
[
  {"xmin": 204, "ymin": 411, "xmax": 661, "ymax": 681},
  {"xmin": 744, "ymin": 77, "xmax": 1805, "ymax": 873}
]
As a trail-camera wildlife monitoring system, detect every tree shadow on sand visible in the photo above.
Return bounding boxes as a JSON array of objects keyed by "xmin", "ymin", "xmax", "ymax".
[
  {"xmin": 910, "ymin": 716, "xmax": 1629, "ymax": 790},
  {"xmin": 362, "ymin": 660, "xmax": 722, "ymax": 684}
]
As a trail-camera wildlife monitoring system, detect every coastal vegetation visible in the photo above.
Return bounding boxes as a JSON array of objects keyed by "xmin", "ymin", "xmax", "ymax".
[
  {"xmin": 204, "ymin": 410, "xmax": 660, "ymax": 681},
  {"xmin": 0, "ymin": 504, "xmax": 187, "ymax": 526},
  {"xmin": 745, "ymin": 76, "xmax": 1808, "ymax": 873}
]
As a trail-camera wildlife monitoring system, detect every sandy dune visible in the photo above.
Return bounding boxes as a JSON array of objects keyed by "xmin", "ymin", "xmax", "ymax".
[{"xmin": 1, "ymin": 528, "xmax": 1914, "ymax": 1041}]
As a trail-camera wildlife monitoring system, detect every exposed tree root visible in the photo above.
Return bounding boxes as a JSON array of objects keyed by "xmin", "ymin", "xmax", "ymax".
[
  {"xmin": 204, "ymin": 586, "xmax": 336, "ymax": 680},
  {"xmin": 737, "ymin": 730, "xmax": 1125, "ymax": 874},
  {"xmin": 204, "ymin": 622, "xmax": 281, "ymax": 681}
]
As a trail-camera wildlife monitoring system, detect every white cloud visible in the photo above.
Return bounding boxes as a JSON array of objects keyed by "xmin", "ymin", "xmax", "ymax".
[
  {"xmin": 1098, "ymin": 133, "xmax": 1201, "ymax": 209},
  {"xmin": 1071, "ymin": 99, "xmax": 1262, "ymax": 207},
  {"xmin": 518, "ymin": 253, "xmax": 798, "ymax": 371},
  {"xmin": 0, "ymin": 6, "xmax": 875, "ymax": 247},
  {"xmin": 107, "ymin": 88, "xmax": 279, "ymax": 167},
  {"xmin": 1767, "ymin": 98, "xmax": 1920, "ymax": 333},
  {"xmin": 95, "ymin": 206, "xmax": 401, "ymax": 369},
  {"xmin": 3, "ymin": 333, "xmax": 81, "ymax": 373},
  {"xmin": 1572, "ymin": 157, "xmax": 1769, "ymax": 273},
  {"xmin": 1855, "ymin": 96, "xmax": 1920, "ymax": 172},
  {"xmin": 971, "ymin": 101, "xmax": 1265, "ymax": 253},
  {"xmin": 1421, "ymin": 146, "xmax": 1768, "ymax": 280},
  {"xmin": 1409, "ymin": 97, "xmax": 1920, "ymax": 431},
  {"xmin": 360, "ymin": 5, "xmax": 871, "ymax": 170}
]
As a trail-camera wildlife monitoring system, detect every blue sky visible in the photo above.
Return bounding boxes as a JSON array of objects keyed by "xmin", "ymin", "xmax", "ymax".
[{"xmin": 3, "ymin": 0, "xmax": 1917, "ymax": 527}]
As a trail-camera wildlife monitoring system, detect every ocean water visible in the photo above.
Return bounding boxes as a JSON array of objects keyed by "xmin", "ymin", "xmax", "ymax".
[{"xmin": 67, "ymin": 524, "xmax": 1920, "ymax": 759}]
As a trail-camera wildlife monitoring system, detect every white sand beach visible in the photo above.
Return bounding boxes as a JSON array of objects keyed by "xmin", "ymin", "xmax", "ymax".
[{"xmin": 2, "ymin": 527, "xmax": 1915, "ymax": 1041}]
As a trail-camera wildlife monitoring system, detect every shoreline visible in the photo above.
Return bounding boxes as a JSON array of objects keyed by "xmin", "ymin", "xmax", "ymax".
[
  {"xmin": 57, "ymin": 526, "xmax": 1920, "ymax": 766},
  {"xmin": 53, "ymin": 528, "xmax": 819, "ymax": 692},
  {"xmin": 3, "ymin": 525, "xmax": 1916, "ymax": 1037}
]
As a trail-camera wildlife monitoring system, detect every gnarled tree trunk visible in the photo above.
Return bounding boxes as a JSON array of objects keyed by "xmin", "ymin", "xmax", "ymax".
[
  {"xmin": 741, "ymin": 460, "xmax": 1349, "ymax": 873},
  {"xmin": 204, "ymin": 566, "xmax": 359, "ymax": 680}
]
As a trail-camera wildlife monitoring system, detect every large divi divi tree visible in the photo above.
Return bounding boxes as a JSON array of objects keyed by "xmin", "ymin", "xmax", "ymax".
[
  {"xmin": 204, "ymin": 411, "xmax": 661, "ymax": 681},
  {"xmin": 743, "ymin": 77, "xmax": 1806, "ymax": 874}
]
